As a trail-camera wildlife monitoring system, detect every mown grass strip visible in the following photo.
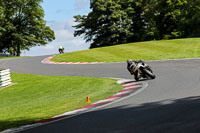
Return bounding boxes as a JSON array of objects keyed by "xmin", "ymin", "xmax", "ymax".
[
  {"xmin": 52, "ymin": 38, "xmax": 200, "ymax": 62},
  {"xmin": 0, "ymin": 56, "xmax": 27, "ymax": 60},
  {"xmin": 0, "ymin": 73, "xmax": 122, "ymax": 131}
]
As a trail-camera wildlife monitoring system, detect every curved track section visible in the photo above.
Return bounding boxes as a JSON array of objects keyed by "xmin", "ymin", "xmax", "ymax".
[
  {"xmin": 1, "ymin": 56, "xmax": 200, "ymax": 133},
  {"xmin": 41, "ymin": 55, "xmax": 104, "ymax": 64}
]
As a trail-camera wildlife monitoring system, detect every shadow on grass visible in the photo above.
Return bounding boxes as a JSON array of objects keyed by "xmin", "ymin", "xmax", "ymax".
[
  {"xmin": 2, "ymin": 96, "xmax": 200, "ymax": 133},
  {"xmin": 0, "ymin": 119, "xmax": 35, "ymax": 132}
]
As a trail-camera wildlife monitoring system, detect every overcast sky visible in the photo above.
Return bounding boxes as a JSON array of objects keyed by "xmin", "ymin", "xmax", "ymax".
[{"xmin": 22, "ymin": 0, "xmax": 91, "ymax": 56}]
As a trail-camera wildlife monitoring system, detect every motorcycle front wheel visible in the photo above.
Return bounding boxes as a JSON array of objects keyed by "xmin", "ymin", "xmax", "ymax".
[
  {"xmin": 134, "ymin": 76, "xmax": 139, "ymax": 81},
  {"xmin": 143, "ymin": 68, "xmax": 156, "ymax": 79}
]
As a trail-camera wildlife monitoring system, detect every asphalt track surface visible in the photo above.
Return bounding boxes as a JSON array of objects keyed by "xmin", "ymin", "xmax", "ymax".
[{"xmin": 1, "ymin": 56, "xmax": 200, "ymax": 133}]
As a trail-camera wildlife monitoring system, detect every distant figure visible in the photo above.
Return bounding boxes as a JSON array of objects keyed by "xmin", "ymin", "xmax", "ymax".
[{"xmin": 58, "ymin": 46, "xmax": 64, "ymax": 54}]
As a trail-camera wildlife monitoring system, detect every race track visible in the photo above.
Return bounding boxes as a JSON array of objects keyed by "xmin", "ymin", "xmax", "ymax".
[{"xmin": 1, "ymin": 56, "xmax": 200, "ymax": 133}]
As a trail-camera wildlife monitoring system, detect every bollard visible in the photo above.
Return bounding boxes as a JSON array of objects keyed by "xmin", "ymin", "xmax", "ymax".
[{"xmin": 0, "ymin": 69, "xmax": 11, "ymax": 88}]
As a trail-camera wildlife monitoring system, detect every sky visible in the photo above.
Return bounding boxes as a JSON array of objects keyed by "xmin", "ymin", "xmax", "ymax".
[{"xmin": 21, "ymin": 0, "xmax": 91, "ymax": 56}]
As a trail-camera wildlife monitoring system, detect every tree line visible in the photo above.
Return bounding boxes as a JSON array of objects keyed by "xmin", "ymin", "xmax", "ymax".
[
  {"xmin": 74, "ymin": 0, "xmax": 200, "ymax": 48},
  {"xmin": 0, "ymin": 0, "xmax": 55, "ymax": 56}
]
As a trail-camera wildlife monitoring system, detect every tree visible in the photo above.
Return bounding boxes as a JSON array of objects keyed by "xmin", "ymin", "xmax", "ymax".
[
  {"xmin": 74, "ymin": 0, "xmax": 156, "ymax": 48},
  {"xmin": 180, "ymin": 0, "xmax": 200, "ymax": 37},
  {"xmin": 143, "ymin": 0, "xmax": 200, "ymax": 40},
  {"xmin": 0, "ymin": 4, "xmax": 5, "ymax": 37},
  {"xmin": 0, "ymin": 0, "xmax": 55, "ymax": 56},
  {"xmin": 121, "ymin": 0, "xmax": 146, "ymax": 42},
  {"xmin": 74, "ymin": 0, "xmax": 133, "ymax": 48},
  {"xmin": 75, "ymin": 0, "xmax": 200, "ymax": 48},
  {"xmin": 155, "ymin": 0, "xmax": 187, "ymax": 39}
]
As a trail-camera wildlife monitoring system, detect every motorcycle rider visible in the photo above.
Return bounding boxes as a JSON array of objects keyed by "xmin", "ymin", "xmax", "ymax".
[
  {"xmin": 127, "ymin": 59, "xmax": 136, "ymax": 75},
  {"xmin": 58, "ymin": 46, "xmax": 64, "ymax": 54},
  {"xmin": 127, "ymin": 59, "xmax": 145, "ymax": 75}
]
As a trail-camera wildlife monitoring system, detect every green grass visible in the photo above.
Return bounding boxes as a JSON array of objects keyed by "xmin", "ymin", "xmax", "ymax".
[
  {"xmin": 0, "ymin": 73, "xmax": 122, "ymax": 131},
  {"xmin": 0, "ymin": 56, "xmax": 27, "ymax": 60},
  {"xmin": 52, "ymin": 38, "xmax": 200, "ymax": 62}
]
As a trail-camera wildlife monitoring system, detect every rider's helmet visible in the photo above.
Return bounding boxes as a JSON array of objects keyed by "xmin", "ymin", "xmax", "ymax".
[
  {"xmin": 127, "ymin": 59, "xmax": 132, "ymax": 65},
  {"xmin": 59, "ymin": 46, "xmax": 63, "ymax": 49}
]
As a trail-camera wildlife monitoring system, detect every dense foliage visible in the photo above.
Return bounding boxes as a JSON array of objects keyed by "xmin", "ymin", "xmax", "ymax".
[
  {"xmin": 74, "ymin": 0, "xmax": 200, "ymax": 48},
  {"xmin": 0, "ymin": 0, "xmax": 55, "ymax": 56}
]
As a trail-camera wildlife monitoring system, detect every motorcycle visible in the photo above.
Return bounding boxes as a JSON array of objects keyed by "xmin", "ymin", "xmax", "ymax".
[
  {"xmin": 131, "ymin": 60, "xmax": 156, "ymax": 81},
  {"xmin": 59, "ymin": 49, "xmax": 64, "ymax": 54}
]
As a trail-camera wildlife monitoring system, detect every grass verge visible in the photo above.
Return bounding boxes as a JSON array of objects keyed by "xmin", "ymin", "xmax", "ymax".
[
  {"xmin": 0, "ymin": 56, "xmax": 27, "ymax": 60},
  {"xmin": 0, "ymin": 73, "xmax": 122, "ymax": 131},
  {"xmin": 52, "ymin": 38, "xmax": 200, "ymax": 62}
]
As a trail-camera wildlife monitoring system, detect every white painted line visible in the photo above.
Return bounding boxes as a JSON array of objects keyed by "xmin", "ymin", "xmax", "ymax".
[
  {"xmin": 122, "ymin": 82, "xmax": 138, "ymax": 87},
  {"xmin": 88, "ymin": 81, "xmax": 148, "ymax": 112},
  {"xmin": 117, "ymin": 79, "xmax": 134, "ymax": 84},
  {"xmin": 53, "ymin": 108, "xmax": 87, "ymax": 118},
  {"xmin": 114, "ymin": 90, "xmax": 132, "ymax": 96},
  {"xmin": 122, "ymin": 85, "xmax": 142, "ymax": 90},
  {"xmin": 92, "ymin": 98, "xmax": 117, "ymax": 104}
]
